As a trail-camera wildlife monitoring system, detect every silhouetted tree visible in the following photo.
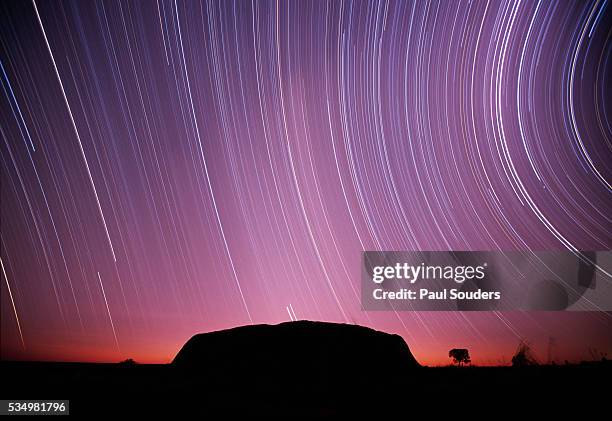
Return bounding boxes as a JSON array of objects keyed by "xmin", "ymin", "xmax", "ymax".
[
  {"xmin": 119, "ymin": 358, "xmax": 137, "ymax": 366},
  {"xmin": 511, "ymin": 341, "xmax": 537, "ymax": 367},
  {"xmin": 449, "ymin": 348, "xmax": 471, "ymax": 366}
]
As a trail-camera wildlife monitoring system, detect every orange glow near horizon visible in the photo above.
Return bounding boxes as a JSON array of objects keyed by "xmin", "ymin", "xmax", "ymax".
[{"xmin": 3, "ymin": 315, "xmax": 611, "ymax": 367}]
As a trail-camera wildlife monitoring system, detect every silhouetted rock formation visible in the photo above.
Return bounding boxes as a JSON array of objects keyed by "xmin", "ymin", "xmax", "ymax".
[{"xmin": 172, "ymin": 321, "xmax": 419, "ymax": 395}]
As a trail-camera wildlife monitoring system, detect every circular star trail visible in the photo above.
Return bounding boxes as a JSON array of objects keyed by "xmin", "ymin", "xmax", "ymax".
[{"xmin": 1, "ymin": 0, "xmax": 611, "ymax": 365}]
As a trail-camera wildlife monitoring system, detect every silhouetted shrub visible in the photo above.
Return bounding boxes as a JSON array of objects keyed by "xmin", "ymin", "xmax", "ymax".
[{"xmin": 512, "ymin": 341, "xmax": 538, "ymax": 367}]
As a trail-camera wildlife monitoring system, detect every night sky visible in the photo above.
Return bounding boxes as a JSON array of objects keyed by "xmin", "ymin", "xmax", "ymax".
[{"xmin": 1, "ymin": 0, "xmax": 611, "ymax": 366}]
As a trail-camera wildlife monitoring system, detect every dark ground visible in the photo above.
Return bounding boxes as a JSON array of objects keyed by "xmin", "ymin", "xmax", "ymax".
[
  {"xmin": 3, "ymin": 322, "xmax": 610, "ymax": 417},
  {"xmin": 4, "ymin": 361, "xmax": 610, "ymax": 417}
]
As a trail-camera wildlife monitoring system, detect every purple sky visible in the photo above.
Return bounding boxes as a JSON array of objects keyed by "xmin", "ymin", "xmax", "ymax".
[{"xmin": 1, "ymin": 0, "xmax": 611, "ymax": 365}]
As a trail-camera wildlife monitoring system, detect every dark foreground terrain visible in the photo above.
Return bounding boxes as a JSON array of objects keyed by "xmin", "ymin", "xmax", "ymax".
[{"xmin": 3, "ymin": 321, "xmax": 610, "ymax": 417}]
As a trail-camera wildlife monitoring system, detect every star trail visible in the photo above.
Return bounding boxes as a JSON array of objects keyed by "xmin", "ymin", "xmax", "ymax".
[{"xmin": 1, "ymin": 0, "xmax": 611, "ymax": 365}]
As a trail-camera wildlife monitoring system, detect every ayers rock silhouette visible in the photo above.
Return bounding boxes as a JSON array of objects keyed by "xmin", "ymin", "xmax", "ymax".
[{"xmin": 172, "ymin": 321, "xmax": 419, "ymax": 394}]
